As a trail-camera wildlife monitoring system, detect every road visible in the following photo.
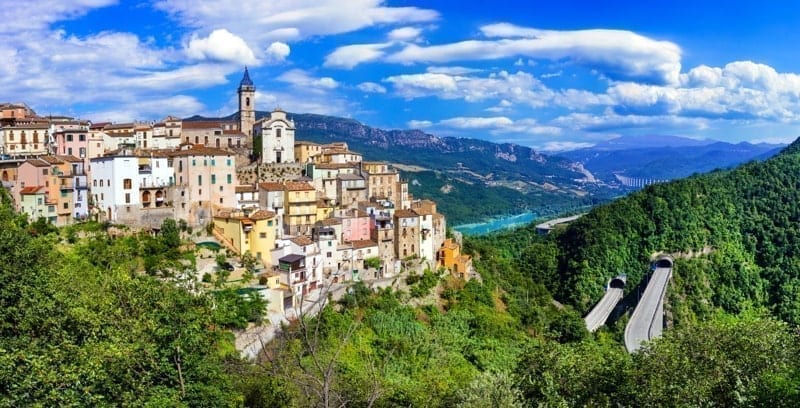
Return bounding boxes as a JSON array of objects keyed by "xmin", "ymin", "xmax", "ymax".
[
  {"xmin": 624, "ymin": 265, "xmax": 672, "ymax": 353},
  {"xmin": 584, "ymin": 286, "xmax": 624, "ymax": 332}
]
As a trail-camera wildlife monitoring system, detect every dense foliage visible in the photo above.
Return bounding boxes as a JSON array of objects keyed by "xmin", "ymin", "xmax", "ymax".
[{"xmin": 6, "ymin": 139, "xmax": 800, "ymax": 406}]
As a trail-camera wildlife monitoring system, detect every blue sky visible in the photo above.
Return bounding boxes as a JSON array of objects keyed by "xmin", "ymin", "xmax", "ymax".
[{"xmin": 4, "ymin": 1, "xmax": 800, "ymax": 151}]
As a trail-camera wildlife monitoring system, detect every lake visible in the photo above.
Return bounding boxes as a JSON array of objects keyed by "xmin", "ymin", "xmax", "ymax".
[{"xmin": 453, "ymin": 212, "xmax": 538, "ymax": 235}]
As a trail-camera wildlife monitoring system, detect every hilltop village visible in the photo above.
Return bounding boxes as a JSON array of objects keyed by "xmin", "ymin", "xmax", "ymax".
[{"xmin": 0, "ymin": 68, "xmax": 473, "ymax": 311}]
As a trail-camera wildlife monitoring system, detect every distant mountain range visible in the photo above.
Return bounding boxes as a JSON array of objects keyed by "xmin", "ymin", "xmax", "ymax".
[{"xmin": 560, "ymin": 136, "xmax": 785, "ymax": 182}]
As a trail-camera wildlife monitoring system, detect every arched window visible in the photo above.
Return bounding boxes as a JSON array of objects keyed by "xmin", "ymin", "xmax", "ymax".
[
  {"xmin": 33, "ymin": 131, "xmax": 39, "ymax": 144},
  {"xmin": 246, "ymin": 97, "xmax": 250, "ymax": 107},
  {"xmin": 204, "ymin": 136, "xmax": 208, "ymax": 145},
  {"xmin": 276, "ymin": 128, "xmax": 281, "ymax": 138},
  {"xmin": 20, "ymin": 131, "xmax": 26, "ymax": 145},
  {"xmin": 215, "ymin": 139, "xmax": 220, "ymax": 148}
]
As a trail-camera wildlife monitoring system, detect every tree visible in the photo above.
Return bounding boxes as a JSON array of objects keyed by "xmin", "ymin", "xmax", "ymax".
[
  {"xmin": 160, "ymin": 218, "xmax": 181, "ymax": 251},
  {"xmin": 241, "ymin": 251, "xmax": 259, "ymax": 284}
]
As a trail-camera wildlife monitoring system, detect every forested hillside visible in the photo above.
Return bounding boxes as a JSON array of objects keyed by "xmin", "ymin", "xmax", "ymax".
[{"xmin": 5, "ymin": 138, "xmax": 800, "ymax": 406}]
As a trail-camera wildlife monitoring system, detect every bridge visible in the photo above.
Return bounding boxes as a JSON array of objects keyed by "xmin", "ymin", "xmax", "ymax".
[
  {"xmin": 614, "ymin": 174, "xmax": 668, "ymax": 188},
  {"xmin": 624, "ymin": 256, "xmax": 673, "ymax": 353},
  {"xmin": 584, "ymin": 275, "xmax": 626, "ymax": 332},
  {"xmin": 535, "ymin": 214, "xmax": 584, "ymax": 235}
]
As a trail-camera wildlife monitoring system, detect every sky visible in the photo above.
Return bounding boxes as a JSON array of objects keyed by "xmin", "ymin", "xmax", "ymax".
[{"xmin": 4, "ymin": 0, "xmax": 800, "ymax": 151}]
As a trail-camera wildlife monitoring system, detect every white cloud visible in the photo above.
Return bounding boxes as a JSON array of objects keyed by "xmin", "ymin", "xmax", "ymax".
[
  {"xmin": 86, "ymin": 95, "xmax": 206, "ymax": 122},
  {"xmin": 408, "ymin": 120, "xmax": 433, "ymax": 129},
  {"xmin": 388, "ymin": 26, "xmax": 422, "ymax": 41},
  {"xmin": 538, "ymin": 141, "xmax": 596, "ymax": 152},
  {"xmin": 426, "ymin": 66, "xmax": 483, "ymax": 75},
  {"xmin": 277, "ymin": 69, "xmax": 339, "ymax": 91},
  {"xmin": 324, "ymin": 42, "xmax": 393, "ymax": 69},
  {"xmin": 155, "ymin": 0, "xmax": 438, "ymax": 43},
  {"xmin": 185, "ymin": 29, "xmax": 257, "ymax": 64},
  {"xmin": 422, "ymin": 116, "xmax": 561, "ymax": 137},
  {"xmin": 554, "ymin": 109, "xmax": 709, "ymax": 132},
  {"xmin": 439, "ymin": 116, "xmax": 514, "ymax": 129},
  {"xmin": 385, "ymin": 70, "xmax": 609, "ymax": 110},
  {"xmin": 0, "ymin": 0, "xmax": 117, "ymax": 33},
  {"xmin": 386, "ymin": 23, "xmax": 682, "ymax": 85},
  {"xmin": 264, "ymin": 41, "xmax": 291, "ymax": 63},
  {"xmin": 611, "ymin": 61, "xmax": 800, "ymax": 121},
  {"xmin": 541, "ymin": 70, "xmax": 562, "ymax": 79},
  {"xmin": 357, "ymin": 82, "xmax": 387, "ymax": 93}
]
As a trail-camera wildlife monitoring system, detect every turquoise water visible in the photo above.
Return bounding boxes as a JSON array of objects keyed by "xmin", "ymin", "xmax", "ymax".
[
  {"xmin": 197, "ymin": 241, "xmax": 222, "ymax": 250},
  {"xmin": 454, "ymin": 212, "xmax": 537, "ymax": 235}
]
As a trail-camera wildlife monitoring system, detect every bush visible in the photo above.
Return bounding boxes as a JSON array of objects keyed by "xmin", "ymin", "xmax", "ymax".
[{"xmin": 202, "ymin": 273, "xmax": 212, "ymax": 283}]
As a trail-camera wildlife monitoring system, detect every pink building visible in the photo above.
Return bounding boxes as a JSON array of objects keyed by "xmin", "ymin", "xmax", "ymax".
[{"xmin": 336, "ymin": 208, "xmax": 371, "ymax": 243}]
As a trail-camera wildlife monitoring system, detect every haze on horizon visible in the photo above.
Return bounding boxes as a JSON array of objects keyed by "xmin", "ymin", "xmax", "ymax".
[{"xmin": 4, "ymin": 0, "xmax": 800, "ymax": 151}]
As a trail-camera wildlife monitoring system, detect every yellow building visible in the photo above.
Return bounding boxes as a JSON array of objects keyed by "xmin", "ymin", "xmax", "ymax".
[
  {"xmin": 437, "ymin": 238, "xmax": 473, "ymax": 280},
  {"xmin": 213, "ymin": 208, "xmax": 277, "ymax": 265},
  {"xmin": 284, "ymin": 181, "xmax": 317, "ymax": 235},
  {"xmin": 294, "ymin": 141, "xmax": 322, "ymax": 163}
]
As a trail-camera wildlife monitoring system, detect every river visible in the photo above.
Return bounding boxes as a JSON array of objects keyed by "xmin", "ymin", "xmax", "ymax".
[{"xmin": 453, "ymin": 212, "xmax": 537, "ymax": 235}]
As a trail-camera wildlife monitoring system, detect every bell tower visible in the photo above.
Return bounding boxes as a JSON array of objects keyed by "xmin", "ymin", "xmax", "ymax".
[{"xmin": 238, "ymin": 67, "xmax": 255, "ymax": 146}]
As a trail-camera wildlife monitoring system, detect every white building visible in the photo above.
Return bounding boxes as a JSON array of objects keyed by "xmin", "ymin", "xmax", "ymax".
[
  {"xmin": 258, "ymin": 109, "xmax": 295, "ymax": 164},
  {"xmin": 90, "ymin": 149, "xmax": 174, "ymax": 224}
]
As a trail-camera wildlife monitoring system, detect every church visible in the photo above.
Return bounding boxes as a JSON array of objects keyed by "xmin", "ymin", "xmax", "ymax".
[{"xmin": 236, "ymin": 67, "xmax": 295, "ymax": 164}]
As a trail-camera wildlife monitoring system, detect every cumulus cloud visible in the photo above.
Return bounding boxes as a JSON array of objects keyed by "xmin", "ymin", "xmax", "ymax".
[
  {"xmin": 611, "ymin": 61, "xmax": 800, "ymax": 121},
  {"xmin": 386, "ymin": 23, "xmax": 682, "ymax": 85},
  {"xmin": 264, "ymin": 41, "xmax": 290, "ymax": 63},
  {"xmin": 324, "ymin": 42, "xmax": 393, "ymax": 69},
  {"xmin": 277, "ymin": 69, "xmax": 339, "ymax": 90},
  {"xmin": 185, "ymin": 29, "xmax": 257, "ymax": 64},
  {"xmin": 388, "ymin": 26, "xmax": 422, "ymax": 41},
  {"xmin": 357, "ymin": 82, "xmax": 387, "ymax": 93},
  {"xmin": 156, "ymin": 0, "xmax": 438, "ymax": 43},
  {"xmin": 408, "ymin": 120, "xmax": 433, "ymax": 129},
  {"xmin": 385, "ymin": 70, "xmax": 609, "ymax": 110}
]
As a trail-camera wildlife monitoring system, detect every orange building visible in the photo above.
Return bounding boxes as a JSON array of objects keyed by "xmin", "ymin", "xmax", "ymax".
[{"xmin": 437, "ymin": 238, "xmax": 473, "ymax": 280}]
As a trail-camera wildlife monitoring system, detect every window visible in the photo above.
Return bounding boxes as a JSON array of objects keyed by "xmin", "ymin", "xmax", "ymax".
[
  {"xmin": 42, "ymin": 169, "xmax": 47, "ymax": 175},
  {"xmin": 267, "ymin": 220, "xmax": 273, "ymax": 226},
  {"xmin": 211, "ymin": 174, "xmax": 216, "ymax": 184},
  {"xmin": 100, "ymin": 180, "xmax": 104, "ymax": 187},
  {"xmin": 125, "ymin": 193, "xmax": 130, "ymax": 203},
  {"xmin": 276, "ymin": 128, "xmax": 281, "ymax": 138},
  {"xmin": 37, "ymin": 198, "xmax": 42, "ymax": 205},
  {"xmin": 197, "ymin": 175, "xmax": 202, "ymax": 185},
  {"xmin": 259, "ymin": 232, "xmax": 266, "ymax": 239},
  {"xmin": 100, "ymin": 193, "xmax": 104, "ymax": 200},
  {"xmin": 66, "ymin": 134, "xmax": 73, "ymax": 142},
  {"xmin": 219, "ymin": 186, "xmax": 223, "ymax": 192},
  {"xmin": 79, "ymin": 134, "xmax": 85, "ymax": 141},
  {"xmin": 227, "ymin": 174, "xmax": 232, "ymax": 184},
  {"xmin": 67, "ymin": 147, "xmax": 73, "ymax": 155},
  {"xmin": 328, "ymin": 241, "xmax": 332, "ymax": 247},
  {"xmin": 219, "ymin": 198, "xmax": 223, "ymax": 204},
  {"xmin": 226, "ymin": 159, "xmax": 231, "ymax": 166},
  {"xmin": 123, "ymin": 178, "xmax": 132, "ymax": 189},
  {"xmin": 79, "ymin": 147, "xmax": 86, "ymax": 158},
  {"xmin": 63, "ymin": 202, "xmax": 68, "ymax": 209},
  {"xmin": 327, "ymin": 252, "xmax": 332, "ymax": 258},
  {"xmin": 192, "ymin": 159, "xmax": 196, "ymax": 166},
  {"xmin": 211, "ymin": 159, "xmax": 215, "ymax": 166}
]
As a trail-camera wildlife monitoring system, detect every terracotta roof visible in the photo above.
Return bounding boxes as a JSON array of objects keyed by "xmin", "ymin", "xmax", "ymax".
[
  {"xmin": 20, "ymin": 186, "xmax": 45, "ymax": 194},
  {"xmin": 349, "ymin": 240, "xmax": 377, "ymax": 249},
  {"xmin": 394, "ymin": 209, "xmax": 418, "ymax": 218},
  {"xmin": 285, "ymin": 181, "xmax": 314, "ymax": 191},
  {"xmin": 222, "ymin": 129, "xmax": 244, "ymax": 135},
  {"xmin": 181, "ymin": 120, "xmax": 235, "ymax": 130},
  {"xmin": 53, "ymin": 154, "xmax": 82, "ymax": 163},
  {"xmin": 249, "ymin": 209, "xmax": 275, "ymax": 220},
  {"xmin": 295, "ymin": 141, "xmax": 320, "ymax": 146},
  {"xmin": 258, "ymin": 182, "xmax": 285, "ymax": 192},
  {"xmin": 167, "ymin": 145, "xmax": 233, "ymax": 157},
  {"xmin": 290, "ymin": 235, "xmax": 314, "ymax": 246},
  {"xmin": 39, "ymin": 156, "xmax": 65, "ymax": 165},
  {"xmin": 23, "ymin": 159, "xmax": 50, "ymax": 167},
  {"xmin": 338, "ymin": 173, "xmax": 364, "ymax": 181},
  {"xmin": 318, "ymin": 217, "xmax": 341, "ymax": 226}
]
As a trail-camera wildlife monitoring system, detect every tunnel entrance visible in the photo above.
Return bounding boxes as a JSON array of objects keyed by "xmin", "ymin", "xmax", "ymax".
[
  {"xmin": 609, "ymin": 274, "xmax": 627, "ymax": 289},
  {"xmin": 655, "ymin": 257, "xmax": 673, "ymax": 268}
]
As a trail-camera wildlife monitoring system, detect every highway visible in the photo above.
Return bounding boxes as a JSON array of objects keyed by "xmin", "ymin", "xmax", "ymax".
[
  {"xmin": 584, "ymin": 275, "xmax": 626, "ymax": 332},
  {"xmin": 624, "ymin": 258, "xmax": 673, "ymax": 353}
]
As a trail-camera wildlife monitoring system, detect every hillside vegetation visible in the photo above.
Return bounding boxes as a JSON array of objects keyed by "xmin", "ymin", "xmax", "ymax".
[{"xmin": 5, "ymin": 139, "xmax": 800, "ymax": 405}]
